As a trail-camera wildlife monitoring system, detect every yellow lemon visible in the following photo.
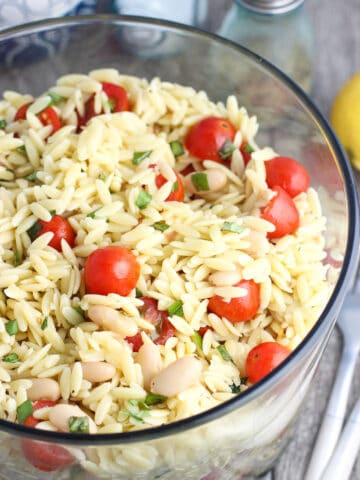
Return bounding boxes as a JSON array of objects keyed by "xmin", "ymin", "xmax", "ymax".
[{"xmin": 331, "ymin": 71, "xmax": 360, "ymax": 170}]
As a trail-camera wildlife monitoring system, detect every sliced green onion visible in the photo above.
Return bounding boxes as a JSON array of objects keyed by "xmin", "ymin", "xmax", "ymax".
[
  {"xmin": 3, "ymin": 353, "xmax": 19, "ymax": 363},
  {"xmin": 170, "ymin": 140, "xmax": 184, "ymax": 157},
  {"xmin": 230, "ymin": 382, "xmax": 241, "ymax": 393},
  {"xmin": 167, "ymin": 300, "xmax": 184, "ymax": 317},
  {"xmin": 144, "ymin": 394, "xmax": 167, "ymax": 406},
  {"xmin": 5, "ymin": 319, "xmax": 18, "ymax": 336},
  {"xmin": 152, "ymin": 221, "xmax": 170, "ymax": 232},
  {"xmin": 0, "ymin": 119, "xmax": 6, "ymax": 129},
  {"xmin": 132, "ymin": 150, "xmax": 152, "ymax": 166},
  {"xmin": 14, "ymin": 249, "xmax": 21, "ymax": 266},
  {"xmin": 218, "ymin": 139, "xmax": 235, "ymax": 160},
  {"xmin": 48, "ymin": 91, "xmax": 65, "ymax": 105},
  {"xmin": 49, "ymin": 210, "xmax": 56, "ymax": 217},
  {"xmin": 135, "ymin": 288, "xmax": 143, "ymax": 298},
  {"xmin": 16, "ymin": 145, "xmax": 26, "ymax": 155},
  {"xmin": 217, "ymin": 344, "xmax": 233, "ymax": 362},
  {"xmin": 27, "ymin": 221, "xmax": 42, "ymax": 242},
  {"xmin": 192, "ymin": 331, "xmax": 203, "ymax": 351},
  {"xmin": 120, "ymin": 409, "xmax": 149, "ymax": 423},
  {"xmin": 243, "ymin": 143, "xmax": 255, "ymax": 154},
  {"xmin": 221, "ymin": 221, "xmax": 245, "ymax": 234},
  {"xmin": 72, "ymin": 306, "xmax": 84, "ymax": 316},
  {"xmin": 191, "ymin": 172, "xmax": 210, "ymax": 192},
  {"xmin": 136, "ymin": 190, "xmax": 152, "ymax": 210},
  {"xmin": 171, "ymin": 180, "xmax": 179, "ymax": 193},
  {"xmin": 68, "ymin": 416, "xmax": 89, "ymax": 433},
  {"xmin": 25, "ymin": 171, "xmax": 37, "ymax": 182},
  {"xmin": 41, "ymin": 317, "xmax": 48, "ymax": 330},
  {"xmin": 17, "ymin": 399, "xmax": 33, "ymax": 424}
]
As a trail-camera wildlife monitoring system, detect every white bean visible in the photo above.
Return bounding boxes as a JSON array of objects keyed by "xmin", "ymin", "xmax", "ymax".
[
  {"xmin": 88, "ymin": 305, "xmax": 138, "ymax": 337},
  {"xmin": 137, "ymin": 343, "xmax": 162, "ymax": 390},
  {"xmin": 150, "ymin": 356, "xmax": 202, "ymax": 397},
  {"xmin": 81, "ymin": 361, "xmax": 116, "ymax": 383},
  {"xmin": 49, "ymin": 404, "xmax": 97, "ymax": 433},
  {"xmin": 27, "ymin": 378, "xmax": 61, "ymax": 402},
  {"xmin": 209, "ymin": 269, "xmax": 242, "ymax": 287},
  {"xmin": 185, "ymin": 169, "xmax": 227, "ymax": 195}
]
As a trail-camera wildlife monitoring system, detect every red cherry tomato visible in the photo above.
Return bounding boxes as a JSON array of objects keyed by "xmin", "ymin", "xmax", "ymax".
[
  {"xmin": 240, "ymin": 141, "xmax": 253, "ymax": 165},
  {"xmin": 37, "ymin": 215, "xmax": 76, "ymax": 251},
  {"xmin": 155, "ymin": 169, "xmax": 184, "ymax": 202},
  {"xmin": 139, "ymin": 297, "xmax": 163, "ymax": 324},
  {"xmin": 207, "ymin": 279, "xmax": 260, "ymax": 323},
  {"xmin": 154, "ymin": 315, "xmax": 176, "ymax": 345},
  {"xmin": 21, "ymin": 439, "xmax": 74, "ymax": 472},
  {"xmin": 197, "ymin": 326, "xmax": 213, "ymax": 337},
  {"xmin": 125, "ymin": 332, "xmax": 143, "ymax": 352},
  {"xmin": 185, "ymin": 117, "xmax": 236, "ymax": 163},
  {"xmin": 265, "ymin": 156, "xmax": 310, "ymax": 198},
  {"xmin": 23, "ymin": 400, "xmax": 57, "ymax": 428},
  {"xmin": 180, "ymin": 164, "xmax": 196, "ymax": 176},
  {"xmin": 261, "ymin": 186, "xmax": 300, "ymax": 239},
  {"xmin": 14, "ymin": 103, "xmax": 61, "ymax": 134},
  {"xmin": 246, "ymin": 342, "xmax": 291, "ymax": 383},
  {"xmin": 84, "ymin": 246, "xmax": 140, "ymax": 296},
  {"xmin": 102, "ymin": 82, "xmax": 129, "ymax": 112}
]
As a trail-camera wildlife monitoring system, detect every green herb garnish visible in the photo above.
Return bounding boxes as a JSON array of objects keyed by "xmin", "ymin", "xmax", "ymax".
[
  {"xmin": 0, "ymin": 120, "xmax": 6, "ymax": 129},
  {"xmin": 217, "ymin": 344, "xmax": 233, "ymax": 362},
  {"xmin": 167, "ymin": 300, "xmax": 184, "ymax": 317},
  {"xmin": 230, "ymin": 382, "xmax": 241, "ymax": 393},
  {"xmin": 132, "ymin": 150, "xmax": 152, "ymax": 166},
  {"xmin": 192, "ymin": 331, "xmax": 203, "ymax": 351},
  {"xmin": 171, "ymin": 180, "xmax": 179, "ymax": 192},
  {"xmin": 17, "ymin": 399, "xmax": 33, "ymax": 424},
  {"xmin": 14, "ymin": 249, "xmax": 21, "ymax": 266},
  {"xmin": 41, "ymin": 317, "xmax": 48, "ymax": 330},
  {"xmin": 152, "ymin": 221, "xmax": 170, "ymax": 232},
  {"xmin": 5, "ymin": 319, "xmax": 18, "ymax": 336},
  {"xmin": 107, "ymin": 98, "xmax": 116, "ymax": 112},
  {"xmin": 221, "ymin": 221, "xmax": 245, "ymax": 234},
  {"xmin": 120, "ymin": 409, "xmax": 150, "ymax": 423},
  {"xmin": 86, "ymin": 208, "xmax": 100, "ymax": 219},
  {"xmin": 48, "ymin": 91, "xmax": 65, "ymax": 105},
  {"xmin": 73, "ymin": 306, "xmax": 84, "ymax": 316},
  {"xmin": 68, "ymin": 416, "xmax": 89, "ymax": 433},
  {"xmin": 243, "ymin": 143, "xmax": 255, "ymax": 154},
  {"xmin": 25, "ymin": 171, "xmax": 37, "ymax": 182},
  {"xmin": 27, "ymin": 221, "xmax": 42, "ymax": 242},
  {"xmin": 3, "ymin": 353, "xmax": 19, "ymax": 363},
  {"xmin": 136, "ymin": 190, "xmax": 152, "ymax": 210},
  {"xmin": 135, "ymin": 287, "xmax": 143, "ymax": 298},
  {"xmin": 16, "ymin": 145, "xmax": 26, "ymax": 155},
  {"xmin": 218, "ymin": 139, "xmax": 235, "ymax": 160},
  {"xmin": 191, "ymin": 172, "xmax": 210, "ymax": 192},
  {"xmin": 170, "ymin": 141, "xmax": 184, "ymax": 157},
  {"xmin": 143, "ymin": 394, "xmax": 167, "ymax": 406}
]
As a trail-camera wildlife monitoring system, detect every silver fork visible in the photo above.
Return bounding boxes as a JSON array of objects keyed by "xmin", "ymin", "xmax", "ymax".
[{"xmin": 304, "ymin": 284, "xmax": 360, "ymax": 480}]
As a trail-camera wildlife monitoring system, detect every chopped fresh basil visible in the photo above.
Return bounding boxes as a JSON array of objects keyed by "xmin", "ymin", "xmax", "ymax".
[
  {"xmin": 136, "ymin": 190, "xmax": 152, "ymax": 210},
  {"xmin": 68, "ymin": 416, "xmax": 89, "ymax": 433},
  {"xmin": 167, "ymin": 300, "xmax": 184, "ymax": 317},
  {"xmin": 14, "ymin": 249, "xmax": 21, "ymax": 266},
  {"xmin": 3, "ymin": 353, "xmax": 19, "ymax": 363},
  {"xmin": 243, "ymin": 143, "xmax": 255, "ymax": 154},
  {"xmin": 152, "ymin": 221, "xmax": 170, "ymax": 232},
  {"xmin": 5, "ymin": 319, "xmax": 18, "ymax": 336},
  {"xmin": 217, "ymin": 344, "xmax": 233, "ymax": 362},
  {"xmin": 230, "ymin": 382, "xmax": 241, "ymax": 393},
  {"xmin": 17, "ymin": 399, "xmax": 33, "ymax": 424},
  {"xmin": 16, "ymin": 145, "xmax": 26, "ymax": 155},
  {"xmin": 135, "ymin": 288, "xmax": 143, "ymax": 298},
  {"xmin": 218, "ymin": 139, "xmax": 235, "ymax": 160},
  {"xmin": 25, "ymin": 171, "xmax": 37, "ymax": 182},
  {"xmin": 171, "ymin": 180, "xmax": 179, "ymax": 193},
  {"xmin": 132, "ymin": 150, "xmax": 152, "ymax": 166},
  {"xmin": 221, "ymin": 221, "xmax": 245, "ymax": 234},
  {"xmin": 144, "ymin": 394, "xmax": 167, "ymax": 406},
  {"xmin": 192, "ymin": 331, "xmax": 203, "ymax": 351},
  {"xmin": 170, "ymin": 140, "xmax": 184, "ymax": 157},
  {"xmin": 191, "ymin": 172, "xmax": 210, "ymax": 192},
  {"xmin": 48, "ymin": 91, "xmax": 65, "ymax": 105},
  {"xmin": 27, "ymin": 221, "xmax": 42, "ymax": 242},
  {"xmin": 120, "ymin": 409, "xmax": 150, "ymax": 423},
  {"xmin": 41, "ymin": 317, "xmax": 48, "ymax": 330},
  {"xmin": 0, "ymin": 119, "xmax": 6, "ymax": 129}
]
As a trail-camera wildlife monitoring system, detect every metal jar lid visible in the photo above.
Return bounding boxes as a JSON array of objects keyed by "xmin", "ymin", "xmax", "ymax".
[{"xmin": 234, "ymin": 0, "xmax": 305, "ymax": 14}]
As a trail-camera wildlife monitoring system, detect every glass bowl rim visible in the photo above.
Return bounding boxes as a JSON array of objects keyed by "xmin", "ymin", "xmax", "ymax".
[{"xmin": 0, "ymin": 14, "xmax": 358, "ymax": 446}]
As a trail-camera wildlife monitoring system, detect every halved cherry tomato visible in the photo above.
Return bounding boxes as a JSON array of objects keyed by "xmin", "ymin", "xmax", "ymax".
[
  {"xmin": 155, "ymin": 169, "xmax": 184, "ymax": 202},
  {"xmin": 207, "ymin": 279, "xmax": 260, "ymax": 323},
  {"xmin": 37, "ymin": 215, "xmax": 76, "ymax": 251},
  {"xmin": 197, "ymin": 326, "xmax": 213, "ymax": 337},
  {"xmin": 185, "ymin": 117, "xmax": 236, "ymax": 163},
  {"xmin": 265, "ymin": 156, "xmax": 310, "ymax": 198},
  {"xmin": 125, "ymin": 332, "xmax": 143, "ymax": 352},
  {"xmin": 14, "ymin": 103, "xmax": 61, "ymax": 134},
  {"xmin": 261, "ymin": 186, "xmax": 300, "ymax": 239},
  {"xmin": 180, "ymin": 164, "xmax": 196, "ymax": 176},
  {"xmin": 139, "ymin": 297, "xmax": 163, "ymax": 324},
  {"xmin": 246, "ymin": 342, "xmax": 291, "ymax": 383},
  {"xmin": 84, "ymin": 246, "xmax": 140, "ymax": 296},
  {"xmin": 154, "ymin": 315, "xmax": 176, "ymax": 345}
]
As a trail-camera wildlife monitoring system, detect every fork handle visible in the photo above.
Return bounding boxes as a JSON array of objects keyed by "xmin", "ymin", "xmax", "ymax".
[{"xmin": 304, "ymin": 344, "xmax": 359, "ymax": 480}]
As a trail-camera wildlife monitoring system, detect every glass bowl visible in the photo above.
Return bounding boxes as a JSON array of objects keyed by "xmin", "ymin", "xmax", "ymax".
[{"xmin": 0, "ymin": 16, "xmax": 358, "ymax": 480}]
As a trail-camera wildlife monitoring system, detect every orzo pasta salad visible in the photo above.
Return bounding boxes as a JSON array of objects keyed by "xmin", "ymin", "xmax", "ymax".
[{"xmin": 0, "ymin": 69, "xmax": 332, "ymax": 453}]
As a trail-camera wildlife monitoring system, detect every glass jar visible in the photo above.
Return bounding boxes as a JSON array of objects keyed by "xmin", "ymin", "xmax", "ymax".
[{"xmin": 219, "ymin": 0, "xmax": 314, "ymax": 92}]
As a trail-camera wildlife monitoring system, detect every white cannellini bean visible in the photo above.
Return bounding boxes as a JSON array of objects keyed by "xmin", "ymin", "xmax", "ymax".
[
  {"xmin": 150, "ymin": 356, "xmax": 202, "ymax": 397},
  {"xmin": 209, "ymin": 269, "xmax": 242, "ymax": 287},
  {"xmin": 87, "ymin": 305, "xmax": 138, "ymax": 337},
  {"xmin": 27, "ymin": 378, "xmax": 61, "ymax": 402},
  {"xmin": 81, "ymin": 361, "xmax": 116, "ymax": 383},
  {"xmin": 49, "ymin": 404, "xmax": 97, "ymax": 433},
  {"xmin": 137, "ymin": 343, "xmax": 162, "ymax": 390},
  {"xmin": 185, "ymin": 169, "xmax": 227, "ymax": 194}
]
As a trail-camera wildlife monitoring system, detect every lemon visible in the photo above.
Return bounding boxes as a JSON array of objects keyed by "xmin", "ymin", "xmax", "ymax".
[{"xmin": 331, "ymin": 71, "xmax": 360, "ymax": 170}]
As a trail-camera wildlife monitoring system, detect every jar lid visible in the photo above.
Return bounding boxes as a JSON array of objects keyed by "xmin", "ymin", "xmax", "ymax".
[{"xmin": 234, "ymin": 0, "xmax": 305, "ymax": 14}]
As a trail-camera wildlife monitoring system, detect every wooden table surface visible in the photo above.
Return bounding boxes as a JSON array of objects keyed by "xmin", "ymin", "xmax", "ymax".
[{"xmin": 205, "ymin": 1, "xmax": 360, "ymax": 479}]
